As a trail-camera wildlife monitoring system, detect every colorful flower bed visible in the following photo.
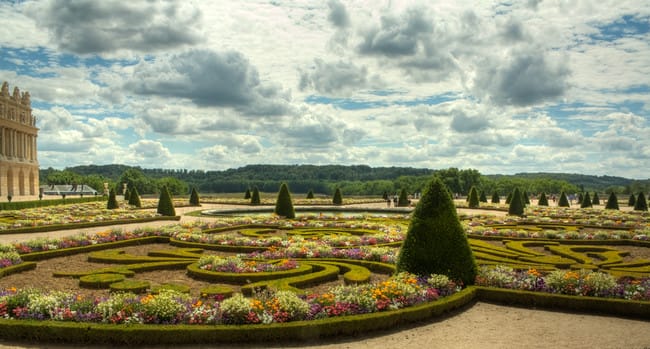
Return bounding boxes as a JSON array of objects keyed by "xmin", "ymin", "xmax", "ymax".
[{"xmin": 197, "ymin": 256, "xmax": 299, "ymax": 273}]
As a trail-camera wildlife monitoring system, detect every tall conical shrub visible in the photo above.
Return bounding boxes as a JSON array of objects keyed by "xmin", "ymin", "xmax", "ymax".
[
  {"xmin": 107, "ymin": 188, "xmax": 119, "ymax": 209},
  {"xmin": 538, "ymin": 192, "xmax": 549, "ymax": 206},
  {"xmin": 123, "ymin": 187, "xmax": 131, "ymax": 201},
  {"xmin": 250, "ymin": 186, "xmax": 261, "ymax": 205},
  {"xmin": 306, "ymin": 189, "xmax": 314, "ymax": 199},
  {"xmin": 382, "ymin": 191, "xmax": 389, "ymax": 200},
  {"xmin": 244, "ymin": 189, "xmax": 251, "ymax": 199},
  {"xmin": 628, "ymin": 194, "xmax": 636, "ymax": 207},
  {"xmin": 505, "ymin": 192, "xmax": 512, "ymax": 204},
  {"xmin": 634, "ymin": 192, "xmax": 648, "ymax": 211},
  {"xmin": 491, "ymin": 191, "xmax": 500, "ymax": 204},
  {"xmin": 332, "ymin": 187, "xmax": 343, "ymax": 205},
  {"xmin": 468, "ymin": 186, "xmax": 479, "ymax": 208},
  {"xmin": 592, "ymin": 192, "xmax": 600, "ymax": 205},
  {"xmin": 397, "ymin": 188, "xmax": 409, "ymax": 207},
  {"xmin": 128, "ymin": 186, "xmax": 142, "ymax": 208},
  {"xmin": 580, "ymin": 192, "xmax": 592, "ymax": 208},
  {"xmin": 605, "ymin": 192, "xmax": 619, "ymax": 210},
  {"xmin": 479, "ymin": 191, "xmax": 488, "ymax": 203},
  {"xmin": 508, "ymin": 188, "xmax": 525, "ymax": 216},
  {"xmin": 157, "ymin": 186, "xmax": 176, "ymax": 216},
  {"xmin": 274, "ymin": 183, "xmax": 295, "ymax": 218},
  {"xmin": 395, "ymin": 177, "xmax": 477, "ymax": 285},
  {"xmin": 189, "ymin": 187, "xmax": 200, "ymax": 206},
  {"xmin": 558, "ymin": 191, "xmax": 570, "ymax": 207},
  {"xmin": 577, "ymin": 193, "xmax": 584, "ymax": 205},
  {"xmin": 523, "ymin": 191, "xmax": 530, "ymax": 205}
]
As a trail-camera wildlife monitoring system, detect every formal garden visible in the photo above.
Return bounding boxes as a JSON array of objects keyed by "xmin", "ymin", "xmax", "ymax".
[{"xmin": 0, "ymin": 180, "xmax": 649, "ymax": 345}]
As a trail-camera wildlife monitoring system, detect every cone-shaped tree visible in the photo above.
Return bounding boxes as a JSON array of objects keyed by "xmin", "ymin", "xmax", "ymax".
[
  {"xmin": 128, "ymin": 186, "xmax": 142, "ymax": 208},
  {"xmin": 580, "ymin": 192, "xmax": 593, "ymax": 208},
  {"xmin": 107, "ymin": 188, "xmax": 119, "ymax": 209},
  {"xmin": 382, "ymin": 191, "xmax": 389, "ymax": 201},
  {"xmin": 505, "ymin": 192, "xmax": 512, "ymax": 204},
  {"xmin": 538, "ymin": 192, "xmax": 549, "ymax": 206},
  {"xmin": 244, "ymin": 188, "xmax": 251, "ymax": 199},
  {"xmin": 250, "ymin": 186, "xmax": 261, "ymax": 205},
  {"xmin": 592, "ymin": 192, "xmax": 600, "ymax": 205},
  {"xmin": 508, "ymin": 188, "xmax": 525, "ymax": 216},
  {"xmin": 479, "ymin": 190, "xmax": 488, "ymax": 203},
  {"xmin": 189, "ymin": 187, "xmax": 200, "ymax": 206},
  {"xmin": 577, "ymin": 193, "xmax": 584, "ymax": 205},
  {"xmin": 558, "ymin": 191, "xmax": 570, "ymax": 207},
  {"xmin": 306, "ymin": 189, "xmax": 314, "ymax": 199},
  {"xmin": 395, "ymin": 177, "xmax": 477, "ymax": 285},
  {"xmin": 634, "ymin": 192, "xmax": 648, "ymax": 211},
  {"xmin": 605, "ymin": 192, "xmax": 619, "ymax": 210},
  {"xmin": 157, "ymin": 186, "xmax": 176, "ymax": 216},
  {"xmin": 523, "ymin": 191, "xmax": 530, "ymax": 205},
  {"xmin": 123, "ymin": 187, "xmax": 131, "ymax": 201},
  {"xmin": 491, "ymin": 191, "xmax": 500, "ymax": 204},
  {"xmin": 397, "ymin": 188, "xmax": 410, "ymax": 207},
  {"xmin": 628, "ymin": 194, "xmax": 636, "ymax": 207},
  {"xmin": 332, "ymin": 187, "xmax": 343, "ymax": 205},
  {"xmin": 468, "ymin": 186, "xmax": 480, "ymax": 208},
  {"xmin": 274, "ymin": 183, "xmax": 295, "ymax": 218}
]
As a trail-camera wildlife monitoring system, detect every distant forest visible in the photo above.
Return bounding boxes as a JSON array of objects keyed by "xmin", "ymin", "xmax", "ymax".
[{"xmin": 40, "ymin": 164, "xmax": 650, "ymax": 196}]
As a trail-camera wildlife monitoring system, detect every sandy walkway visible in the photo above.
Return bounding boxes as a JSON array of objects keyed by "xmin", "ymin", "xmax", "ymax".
[{"xmin": 0, "ymin": 204, "xmax": 648, "ymax": 349}]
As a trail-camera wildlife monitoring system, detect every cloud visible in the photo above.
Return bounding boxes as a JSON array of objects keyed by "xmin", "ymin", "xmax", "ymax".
[
  {"xmin": 126, "ymin": 49, "xmax": 290, "ymax": 115},
  {"xmin": 26, "ymin": 0, "xmax": 202, "ymax": 55},
  {"xmin": 358, "ymin": 7, "xmax": 433, "ymax": 57},
  {"xmin": 128, "ymin": 140, "xmax": 171, "ymax": 160},
  {"xmin": 474, "ymin": 48, "xmax": 571, "ymax": 106},
  {"xmin": 327, "ymin": 0, "xmax": 350, "ymax": 28},
  {"xmin": 299, "ymin": 59, "xmax": 381, "ymax": 96}
]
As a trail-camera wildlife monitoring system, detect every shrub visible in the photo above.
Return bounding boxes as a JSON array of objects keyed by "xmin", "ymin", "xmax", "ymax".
[
  {"xmin": 395, "ymin": 176, "xmax": 477, "ymax": 286},
  {"xmin": 107, "ymin": 188, "xmax": 119, "ymax": 210},
  {"xmin": 634, "ymin": 192, "xmax": 648, "ymax": 211},
  {"xmin": 397, "ymin": 188, "xmax": 409, "ymax": 207},
  {"xmin": 592, "ymin": 192, "xmax": 600, "ymax": 205},
  {"xmin": 274, "ymin": 183, "xmax": 295, "ymax": 219},
  {"xmin": 558, "ymin": 191, "xmax": 570, "ymax": 207},
  {"xmin": 157, "ymin": 186, "xmax": 176, "ymax": 216},
  {"xmin": 505, "ymin": 192, "xmax": 512, "ymax": 204},
  {"xmin": 124, "ymin": 187, "xmax": 131, "ymax": 201},
  {"xmin": 491, "ymin": 191, "xmax": 500, "ymax": 204},
  {"xmin": 508, "ymin": 188, "xmax": 525, "ymax": 216},
  {"xmin": 479, "ymin": 191, "xmax": 488, "ymax": 203},
  {"xmin": 522, "ymin": 191, "xmax": 530, "ymax": 205},
  {"xmin": 467, "ymin": 186, "xmax": 479, "ymax": 208},
  {"xmin": 244, "ymin": 189, "xmax": 251, "ymax": 199},
  {"xmin": 628, "ymin": 194, "xmax": 636, "ymax": 207},
  {"xmin": 189, "ymin": 187, "xmax": 200, "ymax": 206},
  {"xmin": 250, "ymin": 187, "xmax": 261, "ymax": 205},
  {"xmin": 580, "ymin": 192, "xmax": 592, "ymax": 208},
  {"xmin": 332, "ymin": 187, "xmax": 343, "ymax": 205},
  {"xmin": 128, "ymin": 186, "xmax": 142, "ymax": 208},
  {"xmin": 306, "ymin": 189, "xmax": 314, "ymax": 199},
  {"xmin": 538, "ymin": 192, "xmax": 549, "ymax": 206},
  {"xmin": 605, "ymin": 192, "xmax": 619, "ymax": 210}
]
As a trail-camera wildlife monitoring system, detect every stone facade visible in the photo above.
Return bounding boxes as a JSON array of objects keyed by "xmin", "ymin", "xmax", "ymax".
[{"xmin": 0, "ymin": 81, "xmax": 39, "ymax": 197}]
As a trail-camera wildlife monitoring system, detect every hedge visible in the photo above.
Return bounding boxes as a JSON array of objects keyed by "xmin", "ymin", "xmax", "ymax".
[{"xmin": 0, "ymin": 216, "xmax": 180, "ymax": 236}]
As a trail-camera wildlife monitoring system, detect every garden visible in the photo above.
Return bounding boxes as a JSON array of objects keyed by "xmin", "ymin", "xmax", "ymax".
[{"xmin": 0, "ymin": 180, "xmax": 649, "ymax": 345}]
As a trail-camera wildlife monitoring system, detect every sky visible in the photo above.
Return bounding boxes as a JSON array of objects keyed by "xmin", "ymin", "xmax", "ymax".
[{"xmin": 1, "ymin": 0, "xmax": 649, "ymax": 178}]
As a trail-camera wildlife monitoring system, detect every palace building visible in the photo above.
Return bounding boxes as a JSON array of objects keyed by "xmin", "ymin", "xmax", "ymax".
[{"xmin": 0, "ymin": 81, "xmax": 39, "ymax": 198}]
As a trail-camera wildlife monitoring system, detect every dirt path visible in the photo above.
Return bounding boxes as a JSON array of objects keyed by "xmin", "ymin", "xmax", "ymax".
[{"xmin": 1, "ymin": 204, "xmax": 648, "ymax": 349}]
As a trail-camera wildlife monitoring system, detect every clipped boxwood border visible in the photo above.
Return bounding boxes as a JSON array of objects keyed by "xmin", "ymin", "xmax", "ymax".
[
  {"xmin": 0, "ymin": 262, "xmax": 37, "ymax": 277},
  {"xmin": 0, "ymin": 216, "xmax": 180, "ymax": 236},
  {"xmin": 20, "ymin": 236, "xmax": 170, "ymax": 261}
]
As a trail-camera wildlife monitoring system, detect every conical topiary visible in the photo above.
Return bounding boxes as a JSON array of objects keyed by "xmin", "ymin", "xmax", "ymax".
[
  {"xmin": 508, "ymin": 188, "xmax": 525, "ymax": 216},
  {"xmin": 491, "ymin": 191, "xmax": 500, "ymax": 204},
  {"xmin": 592, "ymin": 192, "xmax": 600, "ymax": 205},
  {"xmin": 395, "ymin": 177, "xmax": 477, "ymax": 285},
  {"xmin": 332, "ymin": 187, "xmax": 343, "ymax": 205},
  {"xmin": 244, "ymin": 188, "xmax": 251, "ymax": 199},
  {"xmin": 580, "ymin": 192, "xmax": 592, "ymax": 208},
  {"xmin": 123, "ymin": 187, "xmax": 131, "ymax": 201},
  {"xmin": 306, "ymin": 189, "xmax": 314, "ymax": 199},
  {"xmin": 577, "ymin": 193, "xmax": 584, "ymax": 205},
  {"xmin": 189, "ymin": 187, "xmax": 200, "ymax": 206},
  {"xmin": 505, "ymin": 192, "xmax": 512, "ymax": 204},
  {"xmin": 523, "ymin": 191, "xmax": 530, "ymax": 205},
  {"xmin": 274, "ymin": 183, "xmax": 295, "ymax": 219},
  {"xmin": 538, "ymin": 192, "xmax": 549, "ymax": 206},
  {"xmin": 558, "ymin": 191, "xmax": 570, "ymax": 207},
  {"xmin": 468, "ymin": 186, "xmax": 479, "ymax": 208},
  {"xmin": 634, "ymin": 192, "xmax": 648, "ymax": 211},
  {"xmin": 157, "ymin": 186, "xmax": 176, "ymax": 216},
  {"xmin": 479, "ymin": 191, "xmax": 488, "ymax": 203},
  {"xmin": 250, "ymin": 186, "xmax": 261, "ymax": 205},
  {"xmin": 382, "ymin": 191, "xmax": 389, "ymax": 200},
  {"xmin": 605, "ymin": 192, "xmax": 619, "ymax": 210},
  {"xmin": 107, "ymin": 188, "xmax": 119, "ymax": 209},
  {"xmin": 397, "ymin": 188, "xmax": 409, "ymax": 207},
  {"xmin": 628, "ymin": 194, "xmax": 636, "ymax": 207},
  {"xmin": 128, "ymin": 186, "xmax": 142, "ymax": 208}
]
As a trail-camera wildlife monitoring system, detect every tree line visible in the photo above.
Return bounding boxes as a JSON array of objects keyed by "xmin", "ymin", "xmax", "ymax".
[{"xmin": 39, "ymin": 164, "xmax": 649, "ymax": 197}]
